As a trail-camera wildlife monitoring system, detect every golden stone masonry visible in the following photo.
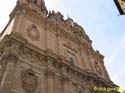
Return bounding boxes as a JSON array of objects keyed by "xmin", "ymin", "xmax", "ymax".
[{"xmin": 0, "ymin": 0, "xmax": 119, "ymax": 93}]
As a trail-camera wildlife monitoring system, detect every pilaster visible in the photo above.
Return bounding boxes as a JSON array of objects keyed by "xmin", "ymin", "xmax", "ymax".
[
  {"xmin": 46, "ymin": 70, "xmax": 55, "ymax": 93},
  {"xmin": 0, "ymin": 53, "xmax": 18, "ymax": 93}
]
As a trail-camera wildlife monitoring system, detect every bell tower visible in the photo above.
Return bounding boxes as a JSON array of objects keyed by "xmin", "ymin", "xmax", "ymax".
[
  {"xmin": 32, "ymin": 0, "xmax": 47, "ymax": 14},
  {"xmin": 16, "ymin": 0, "xmax": 48, "ymax": 16}
]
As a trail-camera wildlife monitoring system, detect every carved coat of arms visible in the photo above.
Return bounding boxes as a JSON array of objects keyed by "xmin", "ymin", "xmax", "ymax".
[
  {"xmin": 21, "ymin": 69, "xmax": 38, "ymax": 93},
  {"xmin": 27, "ymin": 24, "xmax": 40, "ymax": 41}
]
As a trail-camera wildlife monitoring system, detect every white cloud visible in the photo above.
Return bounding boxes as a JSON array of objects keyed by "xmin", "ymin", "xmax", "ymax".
[{"xmin": 45, "ymin": 0, "xmax": 60, "ymax": 12}]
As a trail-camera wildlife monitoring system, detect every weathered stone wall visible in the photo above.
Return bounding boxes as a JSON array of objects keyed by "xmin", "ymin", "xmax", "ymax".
[
  {"xmin": 0, "ymin": 38, "xmax": 118, "ymax": 93},
  {"xmin": 0, "ymin": 0, "xmax": 118, "ymax": 93}
]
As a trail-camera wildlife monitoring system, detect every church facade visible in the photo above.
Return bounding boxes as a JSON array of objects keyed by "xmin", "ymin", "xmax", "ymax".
[{"xmin": 0, "ymin": 0, "xmax": 119, "ymax": 93}]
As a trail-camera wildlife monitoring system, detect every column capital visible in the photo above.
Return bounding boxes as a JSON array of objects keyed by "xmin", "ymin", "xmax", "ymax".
[{"xmin": 1, "ymin": 52, "xmax": 18, "ymax": 64}]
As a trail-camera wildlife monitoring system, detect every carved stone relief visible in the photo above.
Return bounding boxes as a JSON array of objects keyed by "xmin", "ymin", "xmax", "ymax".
[
  {"xmin": 21, "ymin": 69, "xmax": 38, "ymax": 93},
  {"xmin": 18, "ymin": 45, "xmax": 45, "ymax": 67},
  {"xmin": 94, "ymin": 61, "xmax": 102, "ymax": 75},
  {"xmin": 63, "ymin": 41, "xmax": 77, "ymax": 53},
  {"xmin": 27, "ymin": 24, "xmax": 40, "ymax": 41}
]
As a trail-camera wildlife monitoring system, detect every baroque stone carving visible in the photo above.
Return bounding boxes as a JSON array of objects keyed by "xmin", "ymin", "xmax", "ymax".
[
  {"xmin": 21, "ymin": 69, "xmax": 38, "ymax": 93},
  {"xmin": 27, "ymin": 24, "xmax": 40, "ymax": 41},
  {"xmin": 19, "ymin": 45, "xmax": 45, "ymax": 66},
  {"xmin": 94, "ymin": 61, "xmax": 102, "ymax": 75},
  {"xmin": 63, "ymin": 42, "xmax": 77, "ymax": 53}
]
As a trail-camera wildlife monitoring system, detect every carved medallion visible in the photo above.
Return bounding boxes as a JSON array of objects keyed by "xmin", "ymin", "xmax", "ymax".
[
  {"xmin": 27, "ymin": 24, "xmax": 40, "ymax": 41},
  {"xmin": 21, "ymin": 69, "xmax": 38, "ymax": 93},
  {"xmin": 94, "ymin": 61, "xmax": 102, "ymax": 75}
]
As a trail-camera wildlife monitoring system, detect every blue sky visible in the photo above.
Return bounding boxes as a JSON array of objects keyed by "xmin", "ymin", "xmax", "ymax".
[{"xmin": 0, "ymin": 0, "xmax": 125, "ymax": 90}]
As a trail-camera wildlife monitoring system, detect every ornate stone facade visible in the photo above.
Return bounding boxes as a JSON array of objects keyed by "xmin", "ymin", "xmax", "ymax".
[{"xmin": 0, "ymin": 0, "xmax": 119, "ymax": 93}]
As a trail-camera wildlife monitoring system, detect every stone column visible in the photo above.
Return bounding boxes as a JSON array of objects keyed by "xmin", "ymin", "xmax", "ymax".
[
  {"xmin": 0, "ymin": 54, "xmax": 18, "ymax": 93},
  {"xmin": 46, "ymin": 71, "xmax": 55, "ymax": 93}
]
